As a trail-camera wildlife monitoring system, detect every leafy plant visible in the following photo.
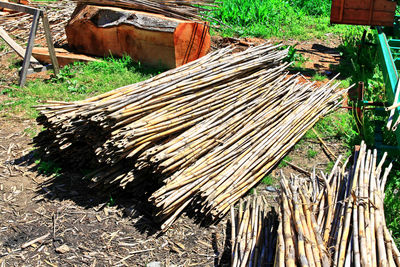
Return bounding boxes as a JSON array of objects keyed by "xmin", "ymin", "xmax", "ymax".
[{"xmin": 35, "ymin": 159, "xmax": 62, "ymax": 177}]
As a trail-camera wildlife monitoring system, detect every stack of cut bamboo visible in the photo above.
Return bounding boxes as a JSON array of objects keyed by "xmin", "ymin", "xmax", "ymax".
[
  {"xmin": 35, "ymin": 43, "xmax": 346, "ymax": 230},
  {"xmin": 280, "ymin": 142, "xmax": 400, "ymax": 266},
  {"xmin": 230, "ymin": 196, "xmax": 278, "ymax": 267},
  {"xmin": 231, "ymin": 141, "xmax": 400, "ymax": 266}
]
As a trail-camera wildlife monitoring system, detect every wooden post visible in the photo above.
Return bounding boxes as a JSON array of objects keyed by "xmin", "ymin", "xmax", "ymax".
[
  {"xmin": 42, "ymin": 11, "xmax": 59, "ymax": 75},
  {"xmin": 19, "ymin": 9, "xmax": 41, "ymax": 87}
]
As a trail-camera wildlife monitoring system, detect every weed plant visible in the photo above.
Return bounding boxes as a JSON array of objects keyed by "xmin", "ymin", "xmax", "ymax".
[{"xmin": 207, "ymin": 0, "xmax": 351, "ymax": 39}]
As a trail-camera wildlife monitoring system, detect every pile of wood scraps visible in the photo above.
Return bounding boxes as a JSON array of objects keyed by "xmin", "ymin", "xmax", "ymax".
[
  {"xmin": 34, "ymin": 43, "xmax": 349, "ymax": 231},
  {"xmin": 73, "ymin": 0, "xmax": 217, "ymax": 21},
  {"xmin": 231, "ymin": 141, "xmax": 400, "ymax": 266},
  {"xmin": 0, "ymin": 0, "xmax": 74, "ymax": 46}
]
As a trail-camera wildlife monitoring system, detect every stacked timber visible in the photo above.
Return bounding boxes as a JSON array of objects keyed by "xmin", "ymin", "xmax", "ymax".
[
  {"xmin": 35, "ymin": 44, "xmax": 347, "ymax": 230},
  {"xmin": 231, "ymin": 141, "xmax": 400, "ymax": 266}
]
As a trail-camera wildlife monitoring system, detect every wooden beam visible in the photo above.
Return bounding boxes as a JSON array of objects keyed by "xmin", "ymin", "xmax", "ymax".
[
  {"xmin": 41, "ymin": 11, "xmax": 59, "ymax": 75},
  {"xmin": 0, "ymin": 26, "xmax": 40, "ymax": 64},
  {"xmin": 32, "ymin": 47, "xmax": 99, "ymax": 67},
  {"xmin": 19, "ymin": 9, "xmax": 40, "ymax": 87}
]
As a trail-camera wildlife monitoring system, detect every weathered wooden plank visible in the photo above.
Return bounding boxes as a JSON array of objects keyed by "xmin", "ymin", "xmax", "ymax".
[
  {"xmin": 42, "ymin": 11, "xmax": 60, "ymax": 75},
  {"xmin": 0, "ymin": 26, "xmax": 40, "ymax": 64},
  {"xmin": 32, "ymin": 47, "xmax": 99, "ymax": 67}
]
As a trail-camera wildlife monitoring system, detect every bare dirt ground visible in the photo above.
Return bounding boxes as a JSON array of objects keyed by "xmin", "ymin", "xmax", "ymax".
[{"xmin": 0, "ymin": 37, "xmax": 348, "ymax": 266}]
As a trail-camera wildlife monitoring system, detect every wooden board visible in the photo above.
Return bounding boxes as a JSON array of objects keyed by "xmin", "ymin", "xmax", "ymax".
[
  {"xmin": 330, "ymin": 0, "xmax": 396, "ymax": 26},
  {"xmin": 0, "ymin": 26, "xmax": 40, "ymax": 64},
  {"xmin": 32, "ymin": 47, "xmax": 99, "ymax": 67},
  {"xmin": 65, "ymin": 5, "xmax": 210, "ymax": 69}
]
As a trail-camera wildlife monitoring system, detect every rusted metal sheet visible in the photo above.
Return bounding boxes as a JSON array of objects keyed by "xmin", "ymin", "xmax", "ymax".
[{"xmin": 330, "ymin": 0, "xmax": 396, "ymax": 26}]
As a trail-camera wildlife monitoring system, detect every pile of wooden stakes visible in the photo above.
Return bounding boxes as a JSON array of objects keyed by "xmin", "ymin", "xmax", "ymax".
[
  {"xmin": 231, "ymin": 141, "xmax": 400, "ymax": 266},
  {"xmin": 230, "ymin": 195, "xmax": 278, "ymax": 267},
  {"xmin": 35, "ymin": 43, "xmax": 347, "ymax": 230}
]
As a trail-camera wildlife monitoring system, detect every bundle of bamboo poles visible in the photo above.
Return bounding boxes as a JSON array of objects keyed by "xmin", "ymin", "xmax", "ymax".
[
  {"xmin": 74, "ymin": 0, "xmax": 217, "ymax": 21},
  {"xmin": 279, "ymin": 142, "xmax": 400, "ymax": 266},
  {"xmin": 231, "ymin": 141, "xmax": 400, "ymax": 266},
  {"xmin": 230, "ymin": 195, "xmax": 278, "ymax": 267},
  {"xmin": 35, "ymin": 43, "xmax": 347, "ymax": 230}
]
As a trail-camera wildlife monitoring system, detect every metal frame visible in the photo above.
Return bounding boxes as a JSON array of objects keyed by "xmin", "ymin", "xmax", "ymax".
[
  {"xmin": 375, "ymin": 26, "xmax": 400, "ymax": 149},
  {"xmin": 0, "ymin": 1, "xmax": 59, "ymax": 87}
]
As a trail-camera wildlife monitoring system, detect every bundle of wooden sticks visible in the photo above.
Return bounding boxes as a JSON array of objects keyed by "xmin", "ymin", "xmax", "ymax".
[
  {"xmin": 230, "ymin": 195, "xmax": 278, "ymax": 267},
  {"xmin": 231, "ymin": 142, "xmax": 400, "ymax": 266},
  {"xmin": 35, "ymin": 44, "xmax": 347, "ymax": 230}
]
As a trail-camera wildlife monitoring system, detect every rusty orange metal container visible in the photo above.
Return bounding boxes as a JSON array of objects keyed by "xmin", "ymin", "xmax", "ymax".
[{"xmin": 331, "ymin": 0, "xmax": 397, "ymax": 26}]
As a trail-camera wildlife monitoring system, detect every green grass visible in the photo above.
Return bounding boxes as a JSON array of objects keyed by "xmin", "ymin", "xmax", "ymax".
[
  {"xmin": 207, "ymin": 0, "xmax": 354, "ymax": 40},
  {"xmin": 385, "ymin": 169, "xmax": 400, "ymax": 245},
  {"xmin": 306, "ymin": 149, "xmax": 317, "ymax": 159},
  {"xmin": 0, "ymin": 56, "xmax": 157, "ymax": 118},
  {"xmin": 325, "ymin": 160, "xmax": 335, "ymax": 173},
  {"xmin": 35, "ymin": 158, "xmax": 62, "ymax": 177},
  {"xmin": 311, "ymin": 73, "xmax": 327, "ymax": 82},
  {"xmin": 303, "ymin": 111, "xmax": 359, "ymax": 147},
  {"xmin": 278, "ymin": 155, "xmax": 292, "ymax": 168},
  {"xmin": 261, "ymin": 175, "xmax": 275, "ymax": 186}
]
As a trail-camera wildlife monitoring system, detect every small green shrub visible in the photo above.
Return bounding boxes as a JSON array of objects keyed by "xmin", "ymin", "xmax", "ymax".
[
  {"xmin": 261, "ymin": 175, "xmax": 275, "ymax": 186},
  {"xmin": 307, "ymin": 149, "xmax": 318, "ymax": 159},
  {"xmin": 35, "ymin": 159, "xmax": 62, "ymax": 177}
]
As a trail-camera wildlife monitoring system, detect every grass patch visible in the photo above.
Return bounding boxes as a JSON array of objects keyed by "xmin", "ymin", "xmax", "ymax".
[
  {"xmin": 325, "ymin": 161, "xmax": 335, "ymax": 173},
  {"xmin": 385, "ymin": 169, "xmax": 400, "ymax": 245},
  {"xmin": 0, "ymin": 56, "xmax": 157, "ymax": 118},
  {"xmin": 306, "ymin": 149, "xmax": 318, "ymax": 159},
  {"xmin": 304, "ymin": 111, "xmax": 359, "ymax": 147},
  {"xmin": 278, "ymin": 155, "xmax": 292, "ymax": 168},
  {"xmin": 207, "ymin": 0, "xmax": 354, "ymax": 40},
  {"xmin": 311, "ymin": 73, "xmax": 327, "ymax": 82},
  {"xmin": 261, "ymin": 175, "xmax": 275, "ymax": 186},
  {"xmin": 35, "ymin": 159, "xmax": 62, "ymax": 177}
]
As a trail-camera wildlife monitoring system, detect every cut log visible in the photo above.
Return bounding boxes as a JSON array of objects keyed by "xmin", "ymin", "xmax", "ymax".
[
  {"xmin": 32, "ymin": 47, "xmax": 99, "ymax": 67},
  {"xmin": 66, "ymin": 4, "xmax": 211, "ymax": 69}
]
